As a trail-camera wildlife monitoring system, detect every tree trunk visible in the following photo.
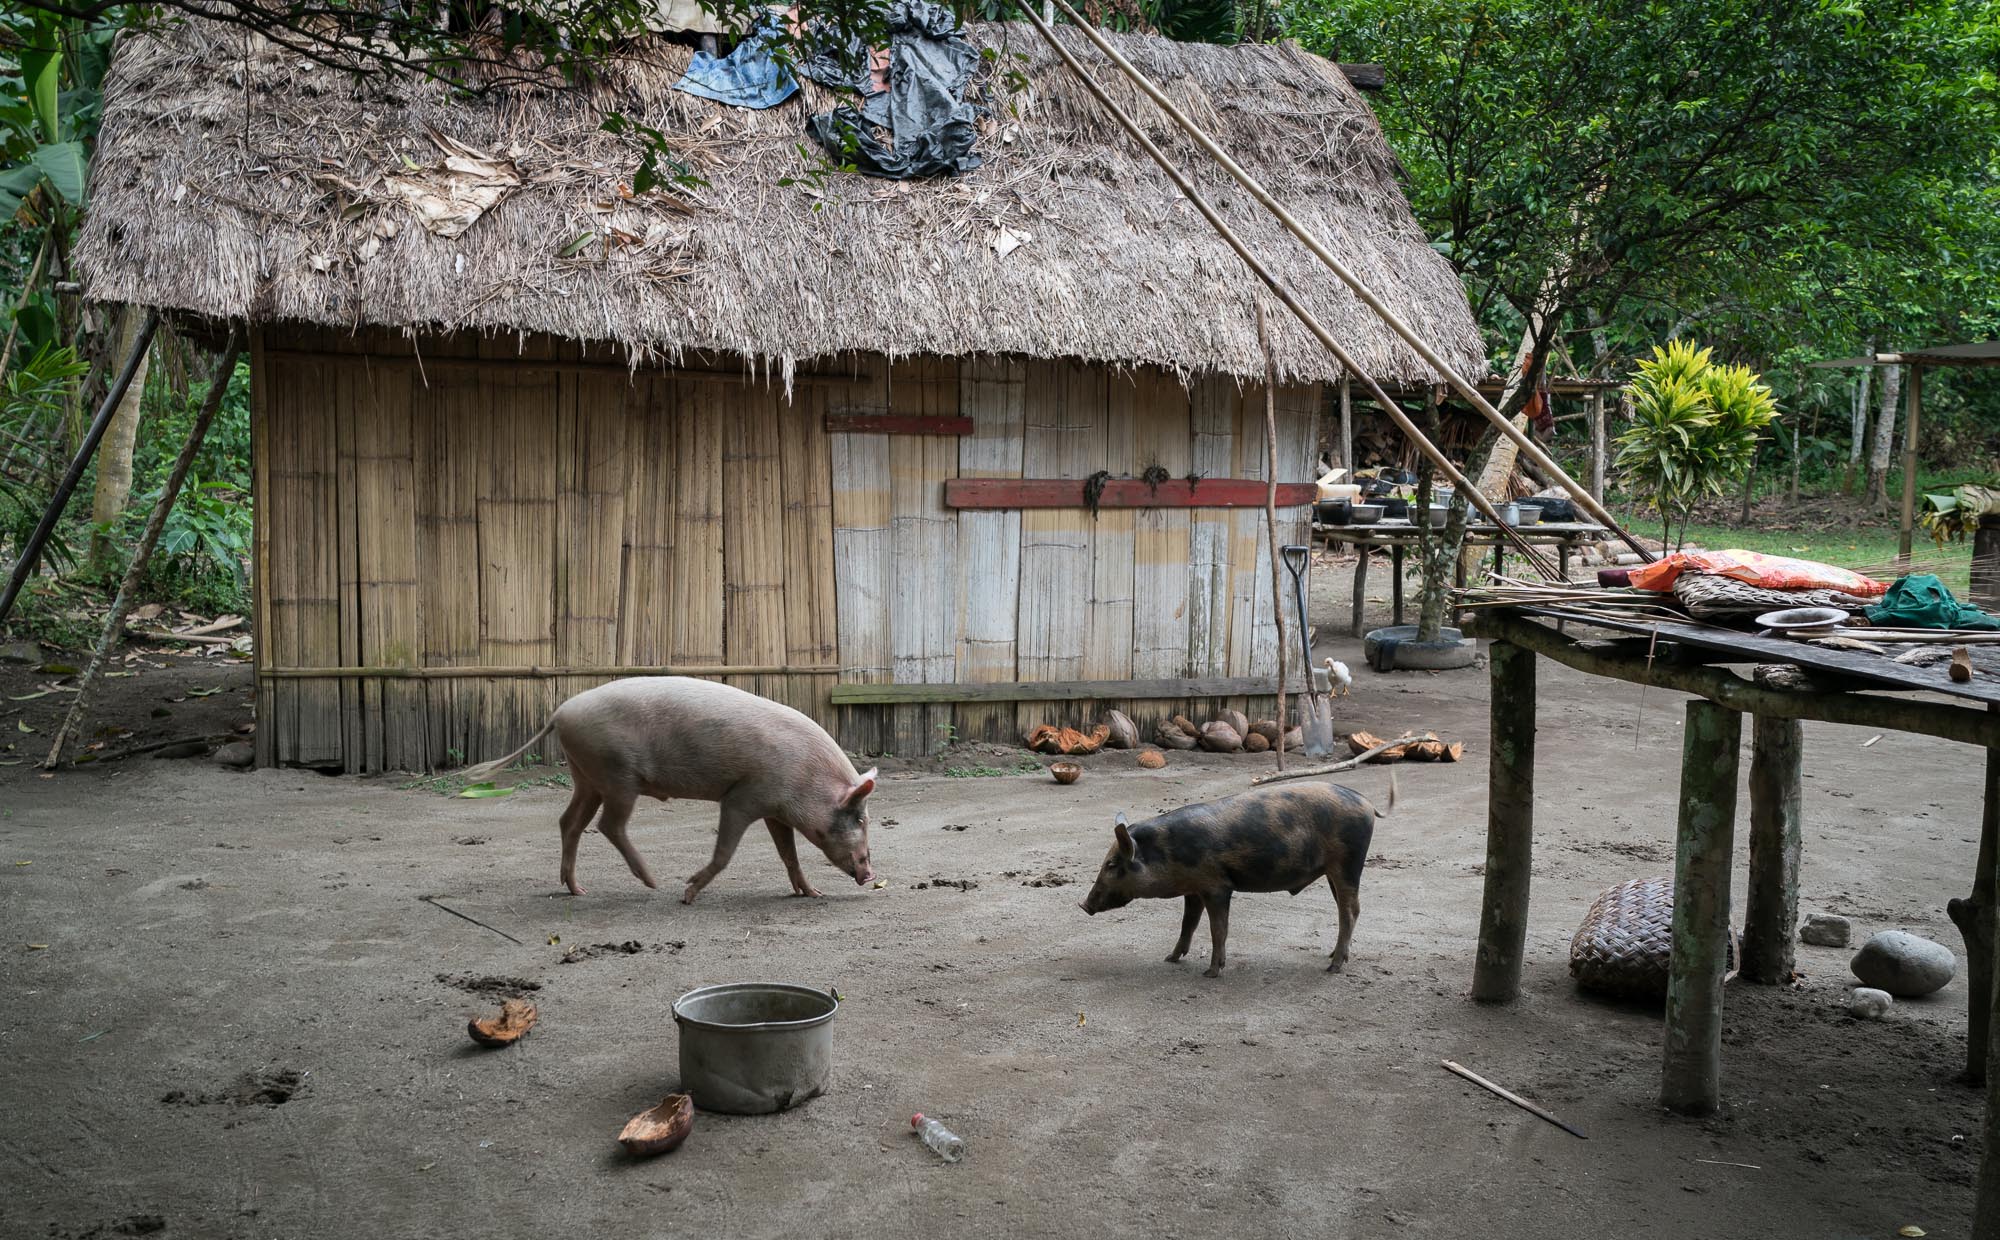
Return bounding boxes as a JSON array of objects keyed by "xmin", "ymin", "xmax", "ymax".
[
  {"xmin": 1867, "ymin": 362, "xmax": 1901, "ymax": 510},
  {"xmin": 87, "ymin": 305, "xmax": 152, "ymax": 571},
  {"xmin": 1845, "ymin": 345, "xmax": 1872, "ymax": 492}
]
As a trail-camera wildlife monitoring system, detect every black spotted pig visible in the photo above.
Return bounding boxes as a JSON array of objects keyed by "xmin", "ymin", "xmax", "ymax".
[
  {"xmin": 460, "ymin": 677, "xmax": 877, "ymax": 901},
  {"xmin": 1077, "ymin": 780, "xmax": 1390, "ymax": 978}
]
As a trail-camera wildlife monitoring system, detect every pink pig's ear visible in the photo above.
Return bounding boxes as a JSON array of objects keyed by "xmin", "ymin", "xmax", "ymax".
[
  {"xmin": 1113, "ymin": 819, "xmax": 1134, "ymax": 858},
  {"xmin": 844, "ymin": 768, "xmax": 878, "ymax": 808}
]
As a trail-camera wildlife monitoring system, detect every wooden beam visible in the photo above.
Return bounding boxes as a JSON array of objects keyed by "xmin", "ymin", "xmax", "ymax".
[
  {"xmin": 824, "ymin": 413, "xmax": 975, "ymax": 436},
  {"xmin": 1338, "ymin": 62, "xmax": 1386, "ymax": 90},
  {"xmin": 1741, "ymin": 715, "xmax": 1803, "ymax": 984},
  {"xmin": 828, "ymin": 675, "xmax": 1276, "ymax": 705},
  {"xmin": 1662, "ymin": 699, "xmax": 1742, "ymax": 1116},
  {"xmin": 944, "ymin": 478, "xmax": 1316, "ymax": 510},
  {"xmin": 1468, "ymin": 612, "xmax": 2000, "ymax": 749},
  {"xmin": 1473, "ymin": 640, "xmax": 1535, "ymax": 1003}
]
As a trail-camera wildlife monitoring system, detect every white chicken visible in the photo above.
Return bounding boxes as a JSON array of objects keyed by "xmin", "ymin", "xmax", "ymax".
[{"xmin": 1324, "ymin": 658, "xmax": 1353, "ymax": 697}]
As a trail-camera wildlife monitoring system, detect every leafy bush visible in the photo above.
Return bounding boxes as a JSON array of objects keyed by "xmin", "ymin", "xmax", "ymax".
[{"xmin": 1614, "ymin": 341, "xmax": 1778, "ymax": 549}]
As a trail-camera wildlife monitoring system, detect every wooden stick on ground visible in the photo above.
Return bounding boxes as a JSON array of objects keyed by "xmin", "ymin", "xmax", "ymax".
[
  {"xmin": 1441, "ymin": 1059, "xmax": 1588, "ymax": 1139},
  {"xmin": 1250, "ymin": 732, "xmax": 1422, "ymax": 786},
  {"xmin": 1257, "ymin": 301, "xmax": 1287, "ymax": 771},
  {"xmin": 44, "ymin": 331, "xmax": 243, "ymax": 768}
]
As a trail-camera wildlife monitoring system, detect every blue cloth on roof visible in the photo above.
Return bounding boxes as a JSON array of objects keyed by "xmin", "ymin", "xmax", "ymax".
[{"xmin": 673, "ymin": 11, "xmax": 800, "ymax": 110}]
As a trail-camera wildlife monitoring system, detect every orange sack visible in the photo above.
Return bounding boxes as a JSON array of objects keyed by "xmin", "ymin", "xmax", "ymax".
[{"xmin": 1628, "ymin": 549, "xmax": 1887, "ymax": 597}]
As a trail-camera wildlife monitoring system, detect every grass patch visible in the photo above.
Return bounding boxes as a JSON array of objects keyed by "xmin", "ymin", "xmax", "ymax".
[
  {"xmin": 944, "ymin": 759, "xmax": 1044, "ymax": 778},
  {"xmin": 400, "ymin": 754, "xmax": 571, "ymax": 796}
]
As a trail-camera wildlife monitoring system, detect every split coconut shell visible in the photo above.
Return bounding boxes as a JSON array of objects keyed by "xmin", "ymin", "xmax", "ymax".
[
  {"xmin": 1199, "ymin": 722, "xmax": 1244, "ymax": 753},
  {"xmin": 467, "ymin": 998, "xmax": 538, "ymax": 1048},
  {"xmin": 1103, "ymin": 709, "xmax": 1138, "ymax": 750},
  {"xmin": 1155, "ymin": 723, "xmax": 1197, "ymax": 750},
  {"xmin": 618, "ymin": 1093, "xmax": 695, "ymax": 1157}
]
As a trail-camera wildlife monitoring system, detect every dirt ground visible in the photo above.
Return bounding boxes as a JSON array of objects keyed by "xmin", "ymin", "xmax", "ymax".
[{"xmin": 1, "ymin": 560, "xmax": 1991, "ymax": 1239}]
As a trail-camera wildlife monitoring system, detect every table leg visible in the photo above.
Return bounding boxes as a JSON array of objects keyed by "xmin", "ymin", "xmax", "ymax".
[
  {"xmin": 1978, "ymin": 830, "xmax": 2000, "ymax": 1240},
  {"xmin": 1472, "ymin": 640, "xmax": 1534, "ymax": 1003},
  {"xmin": 1741, "ymin": 715, "xmax": 1803, "ymax": 984},
  {"xmin": 1392, "ymin": 544, "xmax": 1405, "ymax": 627},
  {"xmin": 1661, "ymin": 700, "xmax": 1743, "ymax": 1115},
  {"xmin": 1452, "ymin": 550, "xmax": 1467, "ymax": 628},
  {"xmin": 1559, "ymin": 543, "xmax": 1571, "ymax": 581},
  {"xmin": 1351, "ymin": 547, "xmax": 1369, "ymax": 639},
  {"xmin": 1491, "ymin": 542, "xmax": 1504, "ymax": 582},
  {"xmin": 1948, "ymin": 729, "xmax": 1997, "ymax": 1084}
]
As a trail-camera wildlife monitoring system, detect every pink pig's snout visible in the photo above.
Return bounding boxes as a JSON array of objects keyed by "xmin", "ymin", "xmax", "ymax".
[{"xmin": 853, "ymin": 862, "xmax": 876, "ymax": 885}]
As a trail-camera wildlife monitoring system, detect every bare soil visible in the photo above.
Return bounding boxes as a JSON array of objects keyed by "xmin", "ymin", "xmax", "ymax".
[{"xmin": 0, "ymin": 568, "xmax": 1990, "ymax": 1239}]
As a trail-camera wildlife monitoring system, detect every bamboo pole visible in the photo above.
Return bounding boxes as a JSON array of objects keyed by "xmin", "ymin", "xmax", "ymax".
[
  {"xmin": 1257, "ymin": 302, "xmax": 1287, "ymax": 771},
  {"xmin": 44, "ymin": 333, "xmax": 243, "ymax": 767},
  {"xmin": 1029, "ymin": 0, "xmax": 1652, "ymax": 564},
  {"xmin": 0, "ymin": 308, "xmax": 160, "ymax": 626},
  {"xmin": 1472, "ymin": 640, "xmax": 1535, "ymax": 1002},
  {"xmin": 1338, "ymin": 369, "xmax": 1352, "ymax": 475},
  {"xmin": 1010, "ymin": 6, "xmax": 1561, "ymax": 581},
  {"xmin": 1249, "ymin": 731, "xmax": 1421, "ymax": 786},
  {"xmin": 1662, "ymin": 699, "xmax": 1742, "ymax": 1115}
]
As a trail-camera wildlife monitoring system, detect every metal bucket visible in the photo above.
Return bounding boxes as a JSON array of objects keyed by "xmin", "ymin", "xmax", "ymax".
[{"xmin": 671, "ymin": 983, "xmax": 838, "ymax": 1114}]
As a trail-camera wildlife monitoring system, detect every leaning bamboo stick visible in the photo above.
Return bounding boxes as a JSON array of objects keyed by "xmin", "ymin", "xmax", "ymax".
[
  {"xmin": 1257, "ymin": 302, "xmax": 1288, "ymax": 771},
  {"xmin": 1250, "ymin": 732, "xmax": 1422, "ymax": 786},
  {"xmin": 1442, "ymin": 1059, "xmax": 1588, "ymax": 1139},
  {"xmin": 45, "ymin": 332, "xmax": 244, "ymax": 768},
  {"xmin": 1013, "ymin": 6, "xmax": 1562, "ymax": 583},
  {"xmin": 1033, "ymin": 0, "xmax": 1651, "ymax": 565}
]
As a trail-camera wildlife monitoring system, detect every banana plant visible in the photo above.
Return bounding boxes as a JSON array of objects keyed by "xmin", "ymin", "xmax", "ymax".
[{"xmin": 0, "ymin": 13, "xmax": 92, "ymax": 220}]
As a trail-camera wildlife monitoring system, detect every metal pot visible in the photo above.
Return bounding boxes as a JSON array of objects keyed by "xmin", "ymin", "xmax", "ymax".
[
  {"xmin": 673, "ymin": 983, "xmax": 838, "ymax": 1114},
  {"xmin": 1315, "ymin": 499, "xmax": 1351, "ymax": 526}
]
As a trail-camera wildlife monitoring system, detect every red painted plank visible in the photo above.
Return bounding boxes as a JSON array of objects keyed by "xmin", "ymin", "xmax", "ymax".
[
  {"xmin": 824, "ymin": 413, "xmax": 975, "ymax": 436},
  {"xmin": 944, "ymin": 478, "xmax": 1317, "ymax": 510}
]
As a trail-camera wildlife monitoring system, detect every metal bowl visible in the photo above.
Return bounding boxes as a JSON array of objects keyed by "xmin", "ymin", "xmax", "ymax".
[
  {"xmin": 1753, "ymin": 606, "xmax": 1849, "ymax": 634},
  {"xmin": 1349, "ymin": 504, "xmax": 1385, "ymax": 524}
]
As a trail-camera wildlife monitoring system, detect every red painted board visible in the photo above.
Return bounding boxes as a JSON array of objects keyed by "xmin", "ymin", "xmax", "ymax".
[
  {"xmin": 944, "ymin": 479, "xmax": 1317, "ymax": 510},
  {"xmin": 824, "ymin": 414, "xmax": 976, "ymax": 436}
]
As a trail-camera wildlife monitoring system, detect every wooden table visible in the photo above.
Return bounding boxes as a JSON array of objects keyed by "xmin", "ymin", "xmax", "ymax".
[
  {"xmin": 1465, "ymin": 606, "xmax": 2000, "ymax": 1238},
  {"xmin": 1318, "ymin": 520, "xmax": 1613, "ymax": 636}
]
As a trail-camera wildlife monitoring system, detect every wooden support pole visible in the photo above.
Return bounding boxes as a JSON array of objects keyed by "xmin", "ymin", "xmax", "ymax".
[
  {"xmin": 1977, "ymin": 822, "xmax": 2000, "ymax": 1240},
  {"xmin": 1741, "ymin": 715, "xmax": 1803, "ymax": 984},
  {"xmin": 1948, "ymin": 710, "xmax": 1997, "ymax": 1085},
  {"xmin": 1899, "ymin": 364, "xmax": 1922, "ymax": 564},
  {"xmin": 1473, "ymin": 640, "xmax": 1535, "ymax": 1003},
  {"xmin": 0, "ymin": 309, "xmax": 160, "ymax": 626},
  {"xmin": 44, "ymin": 334, "xmax": 243, "ymax": 767},
  {"xmin": 1338, "ymin": 370, "xmax": 1353, "ymax": 475},
  {"xmin": 1661, "ymin": 700, "xmax": 1742, "ymax": 1116},
  {"xmin": 1588, "ymin": 391, "xmax": 1606, "ymax": 503},
  {"xmin": 1257, "ymin": 303, "xmax": 1287, "ymax": 771}
]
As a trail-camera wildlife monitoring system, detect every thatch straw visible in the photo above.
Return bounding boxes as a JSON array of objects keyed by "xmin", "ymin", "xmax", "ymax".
[{"xmin": 75, "ymin": 20, "xmax": 1485, "ymax": 385}]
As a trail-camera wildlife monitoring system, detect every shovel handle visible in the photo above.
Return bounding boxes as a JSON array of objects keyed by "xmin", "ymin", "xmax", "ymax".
[{"xmin": 1281, "ymin": 544, "xmax": 1311, "ymax": 581}]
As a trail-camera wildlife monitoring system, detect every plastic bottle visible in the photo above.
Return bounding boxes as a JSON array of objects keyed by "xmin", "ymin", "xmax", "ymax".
[{"xmin": 910, "ymin": 1113, "xmax": 963, "ymax": 1162}]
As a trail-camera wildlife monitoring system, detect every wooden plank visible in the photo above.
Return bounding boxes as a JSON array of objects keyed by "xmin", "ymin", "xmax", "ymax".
[
  {"xmin": 1186, "ymin": 376, "xmax": 1236, "ymax": 705},
  {"xmin": 1087, "ymin": 372, "xmax": 1139, "ymax": 722},
  {"xmin": 1131, "ymin": 369, "xmax": 1193, "ymax": 733},
  {"xmin": 887, "ymin": 359, "xmax": 959, "ymax": 754},
  {"xmin": 724, "ymin": 384, "xmax": 786, "ymax": 671},
  {"xmin": 824, "ymin": 413, "xmax": 975, "ymax": 436},
  {"xmin": 619, "ymin": 375, "xmax": 676, "ymax": 666},
  {"xmin": 945, "ymin": 478, "xmax": 1315, "ymax": 509},
  {"xmin": 1225, "ymin": 381, "xmax": 1272, "ymax": 719},
  {"xmin": 249, "ymin": 328, "xmax": 275, "ymax": 767},
  {"xmin": 335, "ymin": 359, "xmax": 364, "ymax": 768},
  {"xmin": 953, "ymin": 358, "xmax": 1025, "ymax": 744},
  {"xmin": 1016, "ymin": 360, "xmax": 1099, "ymax": 740},
  {"xmin": 780, "ymin": 383, "xmax": 839, "ymax": 725},
  {"xmin": 1339, "ymin": 62, "xmax": 1386, "ymax": 89},
  {"xmin": 350, "ymin": 356, "xmax": 424, "ymax": 772},
  {"xmin": 670, "ymin": 378, "xmax": 726, "ymax": 665},
  {"xmin": 830, "ymin": 675, "xmax": 1282, "ymax": 705},
  {"xmin": 557, "ymin": 369, "xmax": 630, "ymax": 672},
  {"xmin": 829, "ymin": 359, "xmax": 892, "ymax": 754}
]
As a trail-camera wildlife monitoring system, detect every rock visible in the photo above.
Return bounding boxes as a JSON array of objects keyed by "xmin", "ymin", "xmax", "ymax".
[
  {"xmin": 1155, "ymin": 725, "xmax": 1197, "ymax": 751},
  {"xmin": 0, "ymin": 641, "xmax": 40, "ymax": 665},
  {"xmin": 1222, "ymin": 709, "xmax": 1250, "ymax": 738},
  {"xmin": 1198, "ymin": 722, "xmax": 1243, "ymax": 753},
  {"xmin": 1249, "ymin": 720, "xmax": 1281, "ymax": 743},
  {"xmin": 1136, "ymin": 750, "xmax": 1167, "ymax": 769},
  {"xmin": 1799, "ymin": 913, "xmax": 1852, "ymax": 948},
  {"xmin": 1846, "ymin": 987, "xmax": 1893, "ymax": 1020},
  {"xmin": 1849, "ymin": 930, "xmax": 1956, "ymax": 997},
  {"xmin": 1103, "ymin": 710, "xmax": 1138, "ymax": 750},
  {"xmin": 148, "ymin": 741, "xmax": 210, "ymax": 761},
  {"xmin": 1243, "ymin": 732, "xmax": 1270, "ymax": 753},
  {"xmin": 214, "ymin": 741, "xmax": 255, "ymax": 770},
  {"xmin": 1171, "ymin": 714, "xmax": 1201, "ymax": 739}
]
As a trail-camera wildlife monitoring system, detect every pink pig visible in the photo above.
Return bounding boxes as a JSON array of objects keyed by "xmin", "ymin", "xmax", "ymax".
[{"xmin": 462, "ymin": 677, "xmax": 878, "ymax": 901}]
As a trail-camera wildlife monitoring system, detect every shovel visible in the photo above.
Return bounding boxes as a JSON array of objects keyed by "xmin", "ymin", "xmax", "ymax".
[{"xmin": 1281, "ymin": 544, "xmax": 1334, "ymax": 757}]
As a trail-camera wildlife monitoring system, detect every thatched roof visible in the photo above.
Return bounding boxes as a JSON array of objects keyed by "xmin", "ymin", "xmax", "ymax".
[{"xmin": 75, "ymin": 20, "xmax": 1486, "ymax": 385}]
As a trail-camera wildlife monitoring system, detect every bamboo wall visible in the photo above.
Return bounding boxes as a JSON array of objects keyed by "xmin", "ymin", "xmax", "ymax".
[{"xmin": 252, "ymin": 327, "xmax": 1316, "ymax": 770}]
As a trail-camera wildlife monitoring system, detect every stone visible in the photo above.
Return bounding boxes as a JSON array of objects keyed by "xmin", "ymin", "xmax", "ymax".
[
  {"xmin": 1799, "ymin": 913, "xmax": 1852, "ymax": 948},
  {"xmin": 1846, "ymin": 987, "xmax": 1893, "ymax": 1020},
  {"xmin": 0, "ymin": 641, "xmax": 41, "ymax": 665},
  {"xmin": 1103, "ymin": 710, "xmax": 1138, "ymax": 750},
  {"xmin": 214, "ymin": 741, "xmax": 255, "ymax": 770},
  {"xmin": 1849, "ymin": 930, "xmax": 1956, "ymax": 997}
]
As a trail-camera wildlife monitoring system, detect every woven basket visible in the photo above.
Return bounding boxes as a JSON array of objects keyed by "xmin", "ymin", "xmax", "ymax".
[
  {"xmin": 1569, "ymin": 876, "xmax": 1737, "ymax": 1001},
  {"xmin": 1671, "ymin": 572, "xmax": 1873, "ymax": 620}
]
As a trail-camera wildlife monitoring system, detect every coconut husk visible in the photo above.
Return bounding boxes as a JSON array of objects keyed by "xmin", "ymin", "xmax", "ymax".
[
  {"xmin": 1199, "ymin": 722, "xmax": 1244, "ymax": 753},
  {"xmin": 1103, "ymin": 709, "xmax": 1138, "ymax": 750},
  {"xmin": 1136, "ymin": 749, "xmax": 1167, "ymax": 769},
  {"xmin": 467, "ymin": 999, "xmax": 537, "ymax": 1048},
  {"xmin": 1243, "ymin": 731, "xmax": 1270, "ymax": 753},
  {"xmin": 1027, "ymin": 723, "xmax": 1111, "ymax": 755},
  {"xmin": 618, "ymin": 1093, "xmax": 694, "ymax": 1156}
]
